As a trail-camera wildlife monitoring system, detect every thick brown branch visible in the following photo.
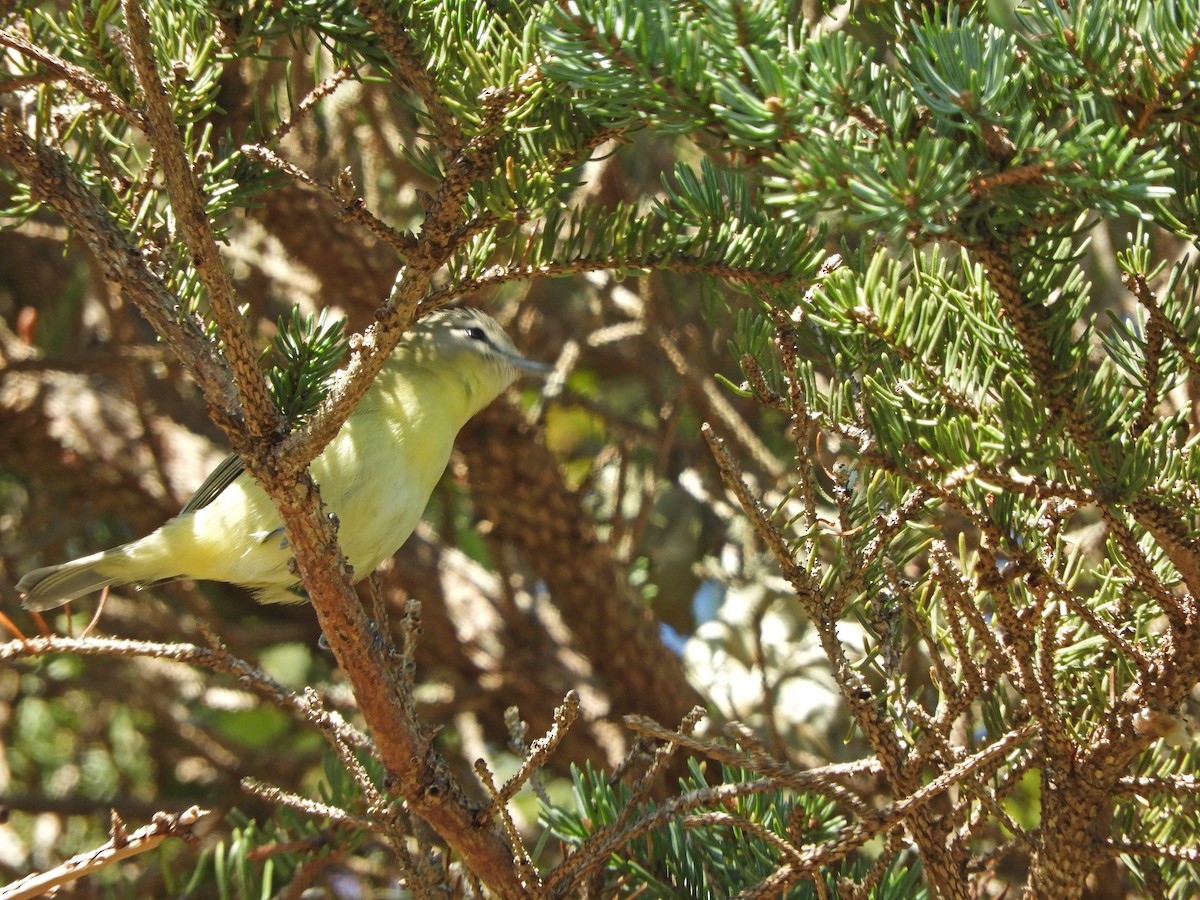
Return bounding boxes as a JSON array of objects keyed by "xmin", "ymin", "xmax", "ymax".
[
  {"xmin": 122, "ymin": 0, "xmax": 279, "ymax": 449},
  {"xmin": 0, "ymin": 116, "xmax": 240, "ymax": 431},
  {"xmin": 261, "ymin": 471, "xmax": 528, "ymax": 897}
]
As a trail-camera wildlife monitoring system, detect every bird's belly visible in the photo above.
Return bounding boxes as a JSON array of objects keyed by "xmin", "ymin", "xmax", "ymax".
[
  {"xmin": 312, "ymin": 412, "xmax": 454, "ymax": 577},
  {"xmin": 329, "ymin": 472, "xmax": 428, "ymax": 578}
]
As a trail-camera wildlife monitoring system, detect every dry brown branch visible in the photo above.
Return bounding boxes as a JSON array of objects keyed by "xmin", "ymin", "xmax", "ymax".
[
  {"xmin": 0, "ymin": 28, "xmax": 144, "ymax": 126},
  {"xmin": 0, "ymin": 806, "xmax": 207, "ymax": 900},
  {"xmin": 739, "ymin": 352, "xmax": 788, "ymax": 411},
  {"xmin": 235, "ymin": 503, "xmax": 528, "ymax": 900},
  {"xmin": 788, "ymin": 722, "xmax": 1034, "ymax": 878},
  {"xmin": 497, "ymin": 690, "xmax": 580, "ymax": 805},
  {"xmin": 0, "ymin": 117, "xmax": 241, "ymax": 430},
  {"xmin": 122, "ymin": 0, "xmax": 279, "ymax": 448},
  {"xmin": 838, "ymin": 487, "xmax": 931, "ymax": 618}
]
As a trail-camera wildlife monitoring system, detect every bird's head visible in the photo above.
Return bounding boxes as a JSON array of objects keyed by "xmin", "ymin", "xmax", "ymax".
[{"xmin": 396, "ymin": 308, "xmax": 549, "ymax": 415}]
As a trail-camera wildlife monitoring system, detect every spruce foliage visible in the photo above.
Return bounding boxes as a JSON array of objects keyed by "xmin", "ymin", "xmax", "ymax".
[{"xmin": 3, "ymin": 0, "xmax": 1200, "ymax": 896}]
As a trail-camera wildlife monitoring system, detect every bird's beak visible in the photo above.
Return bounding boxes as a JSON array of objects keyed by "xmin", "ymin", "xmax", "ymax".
[{"xmin": 510, "ymin": 354, "xmax": 554, "ymax": 377}]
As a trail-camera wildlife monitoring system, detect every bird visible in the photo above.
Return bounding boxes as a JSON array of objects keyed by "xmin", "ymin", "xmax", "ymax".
[{"xmin": 17, "ymin": 308, "xmax": 547, "ymax": 611}]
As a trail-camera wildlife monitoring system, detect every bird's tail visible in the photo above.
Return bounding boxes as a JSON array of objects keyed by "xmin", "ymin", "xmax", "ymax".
[{"xmin": 17, "ymin": 549, "xmax": 128, "ymax": 612}]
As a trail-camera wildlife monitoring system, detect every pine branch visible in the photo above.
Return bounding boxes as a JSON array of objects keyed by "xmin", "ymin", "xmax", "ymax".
[
  {"xmin": 122, "ymin": 0, "xmax": 280, "ymax": 448},
  {"xmin": 0, "ymin": 117, "xmax": 242, "ymax": 432}
]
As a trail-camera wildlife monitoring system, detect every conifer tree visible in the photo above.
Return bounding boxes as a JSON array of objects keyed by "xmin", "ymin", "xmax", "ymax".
[{"xmin": 2, "ymin": 1, "xmax": 1199, "ymax": 897}]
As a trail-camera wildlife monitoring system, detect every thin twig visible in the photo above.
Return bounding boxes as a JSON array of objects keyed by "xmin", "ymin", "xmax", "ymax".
[
  {"xmin": 241, "ymin": 144, "xmax": 418, "ymax": 255},
  {"xmin": 1103, "ymin": 839, "xmax": 1200, "ymax": 863},
  {"xmin": 472, "ymin": 760, "xmax": 541, "ymax": 894},
  {"xmin": 241, "ymin": 778, "xmax": 377, "ymax": 832},
  {"xmin": 3, "ymin": 634, "xmax": 372, "ymax": 753},
  {"xmin": 1115, "ymin": 774, "xmax": 1200, "ymax": 796},
  {"xmin": 497, "ymin": 691, "xmax": 580, "ymax": 805},
  {"xmin": 0, "ymin": 28, "xmax": 145, "ymax": 127},
  {"xmin": 274, "ymin": 65, "xmax": 353, "ymax": 144},
  {"xmin": 702, "ymin": 422, "xmax": 824, "ymax": 614},
  {"xmin": 625, "ymin": 715, "xmax": 876, "ymax": 817},
  {"xmin": 0, "ymin": 807, "xmax": 207, "ymax": 900}
]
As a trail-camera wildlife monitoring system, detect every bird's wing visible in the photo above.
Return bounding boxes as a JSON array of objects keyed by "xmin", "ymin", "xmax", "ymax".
[{"xmin": 180, "ymin": 453, "xmax": 246, "ymax": 514}]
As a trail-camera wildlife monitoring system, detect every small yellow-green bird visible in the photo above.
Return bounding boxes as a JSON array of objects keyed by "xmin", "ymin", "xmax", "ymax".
[{"xmin": 17, "ymin": 308, "xmax": 546, "ymax": 611}]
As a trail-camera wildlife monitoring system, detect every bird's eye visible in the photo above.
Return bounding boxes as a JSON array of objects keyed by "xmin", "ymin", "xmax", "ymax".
[{"xmin": 464, "ymin": 326, "xmax": 489, "ymax": 343}]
